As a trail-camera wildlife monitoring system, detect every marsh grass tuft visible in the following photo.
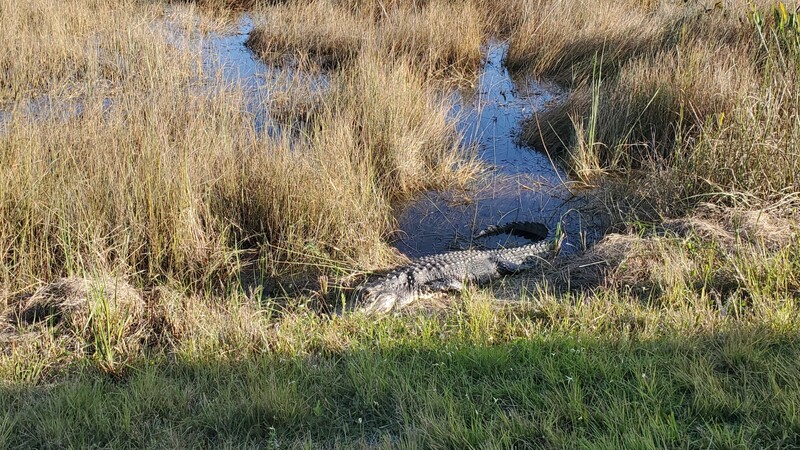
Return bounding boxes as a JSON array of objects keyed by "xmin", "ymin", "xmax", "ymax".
[
  {"xmin": 246, "ymin": 0, "xmax": 484, "ymax": 79},
  {"xmin": 519, "ymin": 0, "xmax": 800, "ymax": 198}
]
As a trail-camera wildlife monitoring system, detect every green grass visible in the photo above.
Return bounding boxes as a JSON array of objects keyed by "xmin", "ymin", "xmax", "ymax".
[{"xmin": 3, "ymin": 308, "xmax": 800, "ymax": 448}]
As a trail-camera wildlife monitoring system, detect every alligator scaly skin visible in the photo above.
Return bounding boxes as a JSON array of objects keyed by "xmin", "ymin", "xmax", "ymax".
[{"xmin": 357, "ymin": 222, "xmax": 553, "ymax": 313}]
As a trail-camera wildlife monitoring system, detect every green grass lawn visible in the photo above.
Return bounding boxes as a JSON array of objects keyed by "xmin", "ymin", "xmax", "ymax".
[{"xmin": 4, "ymin": 298, "xmax": 800, "ymax": 449}]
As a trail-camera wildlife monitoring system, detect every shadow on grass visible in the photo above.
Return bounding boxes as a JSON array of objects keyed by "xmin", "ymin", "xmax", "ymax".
[{"xmin": 2, "ymin": 327, "xmax": 800, "ymax": 448}]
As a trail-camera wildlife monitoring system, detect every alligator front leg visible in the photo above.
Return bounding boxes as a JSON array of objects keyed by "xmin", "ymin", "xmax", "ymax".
[
  {"xmin": 357, "ymin": 270, "xmax": 416, "ymax": 314},
  {"xmin": 423, "ymin": 278, "xmax": 465, "ymax": 294}
]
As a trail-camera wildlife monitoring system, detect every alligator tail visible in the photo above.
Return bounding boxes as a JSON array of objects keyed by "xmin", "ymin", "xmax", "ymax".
[{"xmin": 473, "ymin": 221, "xmax": 549, "ymax": 242}]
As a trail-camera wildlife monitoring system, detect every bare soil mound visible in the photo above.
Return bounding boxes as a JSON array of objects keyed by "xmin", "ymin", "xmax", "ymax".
[
  {"xmin": 549, "ymin": 203, "xmax": 798, "ymax": 293},
  {"xmin": 13, "ymin": 277, "xmax": 146, "ymax": 357}
]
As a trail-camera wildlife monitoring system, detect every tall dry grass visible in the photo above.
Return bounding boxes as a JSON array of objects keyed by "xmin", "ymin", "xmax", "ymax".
[
  {"xmin": 0, "ymin": 0, "xmax": 476, "ymax": 295},
  {"xmin": 517, "ymin": 0, "xmax": 800, "ymax": 200},
  {"xmin": 212, "ymin": 53, "xmax": 476, "ymax": 272},
  {"xmin": 506, "ymin": 0, "xmax": 674, "ymax": 85},
  {"xmin": 246, "ymin": 0, "xmax": 484, "ymax": 79},
  {"xmin": 0, "ymin": 0, "xmax": 192, "ymax": 103}
]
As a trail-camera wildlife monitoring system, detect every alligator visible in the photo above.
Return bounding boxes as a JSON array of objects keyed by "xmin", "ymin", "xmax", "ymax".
[{"xmin": 357, "ymin": 221, "xmax": 556, "ymax": 313}]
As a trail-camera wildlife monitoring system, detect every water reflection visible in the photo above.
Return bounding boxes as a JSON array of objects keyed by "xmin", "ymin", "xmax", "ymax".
[
  {"xmin": 201, "ymin": 15, "xmax": 268, "ymax": 90},
  {"xmin": 189, "ymin": 14, "xmax": 327, "ymax": 135},
  {"xmin": 394, "ymin": 42, "xmax": 602, "ymax": 257}
]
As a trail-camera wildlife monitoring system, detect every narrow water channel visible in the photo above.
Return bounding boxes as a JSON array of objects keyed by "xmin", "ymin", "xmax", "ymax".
[
  {"xmin": 194, "ymin": 15, "xmax": 327, "ymax": 134},
  {"xmin": 200, "ymin": 18, "xmax": 603, "ymax": 258},
  {"xmin": 394, "ymin": 42, "xmax": 602, "ymax": 257}
]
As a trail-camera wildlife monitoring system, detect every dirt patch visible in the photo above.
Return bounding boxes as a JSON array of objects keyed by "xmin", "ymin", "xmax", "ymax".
[
  {"xmin": 662, "ymin": 203, "xmax": 798, "ymax": 251},
  {"xmin": 12, "ymin": 277, "xmax": 146, "ymax": 359},
  {"xmin": 549, "ymin": 233, "xmax": 658, "ymax": 291},
  {"xmin": 549, "ymin": 203, "xmax": 798, "ymax": 293}
]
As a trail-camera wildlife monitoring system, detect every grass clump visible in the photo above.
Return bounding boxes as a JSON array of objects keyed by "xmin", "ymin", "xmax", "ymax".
[
  {"xmin": 545, "ymin": 202, "xmax": 799, "ymax": 305},
  {"xmin": 518, "ymin": 0, "xmax": 800, "ymax": 197},
  {"xmin": 246, "ymin": 0, "xmax": 484, "ymax": 79},
  {"xmin": 211, "ymin": 52, "xmax": 476, "ymax": 274},
  {"xmin": 506, "ymin": 0, "xmax": 673, "ymax": 85},
  {"xmin": 13, "ymin": 277, "xmax": 145, "ymax": 374}
]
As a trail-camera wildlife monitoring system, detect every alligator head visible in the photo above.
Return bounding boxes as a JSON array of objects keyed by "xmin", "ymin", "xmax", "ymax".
[{"xmin": 357, "ymin": 272, "xmax": 417, "ymax": 313}]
